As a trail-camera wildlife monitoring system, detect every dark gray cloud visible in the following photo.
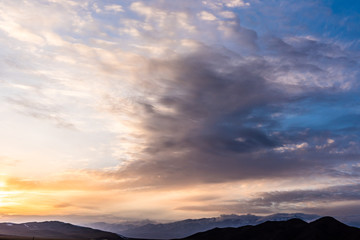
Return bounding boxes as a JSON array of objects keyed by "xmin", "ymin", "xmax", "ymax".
[
  {"xmin": 109, "ymin": 36, "xmax": 360, "ymax": 188},
  {"xmin": 96, "ymin": 1, "xmax": 360, "ymax": 190},
  {"xmin": 255, "ymin": 184, "xmax": 360, "ymax": 204},
  {"xmin": 176, "ymin": 183, "xmax": 360, "ymax": 216}
]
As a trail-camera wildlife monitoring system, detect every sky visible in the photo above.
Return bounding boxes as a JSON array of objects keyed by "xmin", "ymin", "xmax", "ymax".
[{"xmin": 0, "ymin": 0, "xmax": 360, "ymax": 224}]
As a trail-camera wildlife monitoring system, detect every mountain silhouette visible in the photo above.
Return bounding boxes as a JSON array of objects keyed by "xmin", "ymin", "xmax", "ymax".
[
  {"xmin": 111, "ymin": 213, "xmax": 319, "ymax": 239},
  {"xmin": 180, "ymin": 217, "xmax": 360, "ymax": 240},
  {"xmin": 0, "ymin": 221, "xmax": 124, "ymax": 240}
]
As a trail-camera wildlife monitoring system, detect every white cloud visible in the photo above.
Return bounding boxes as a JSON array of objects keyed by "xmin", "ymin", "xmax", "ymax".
[
  {"xmin": 202, "ymin": 0, "xmax": 223, "ymax": 10},
  {"xmin": 219, "ymin": 11, "xmax": 236, "ymax": 19},
  {"xmin": 316, "ymin": 139, "xmax": 335, "ymax": 150},
  {"xmin": 225, "ymin": 0, "xmax": 250, "ymax": 8},
  {"xmin": 43, "ymin": 31, "xmax": 67, "ymax": 46},
  {"xmin": 235, "ymin": 137, "xmax": 246, "ymax": 142},
  {"xmin": 130, "ymin": 2, "xmax": 155, "ymax": 17},
  {"xmin": 92, "ymin": 3, "xmax": 102, "ymax": 13},
  {"xmin": 104, "ymin": 4, "xmax": 124, "ymax": 13},
  {"xmin": 198, "ymin": 11, "xmax": 217, "ymax": 21},
  {"xmin": 274, "ymin": 143, "xmax": 309, "ymax": 152},
  {"xmin": 0, "ymin": 21, "xmax": 44, "ymax": 45}
]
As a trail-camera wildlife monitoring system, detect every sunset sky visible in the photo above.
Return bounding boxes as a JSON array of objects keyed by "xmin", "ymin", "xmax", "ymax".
[{"xmin": 1, "ymin": 0, "xmax": 360, "ymax": 224}]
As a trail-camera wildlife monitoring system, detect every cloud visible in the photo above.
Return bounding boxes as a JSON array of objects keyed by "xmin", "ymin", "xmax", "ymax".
[
  {"xmin": 219, "ymin": 11, "xmax": 236, "ymax": 19},
  {"xmin": 217, "ymin": 19, "xmax": 258, "ymax": 50},
  {"xmin": 176, "ymin": 183, "xmax": 360, "ymax": 216},
  {"xmin": 255, "ymin": 184, "xmax": 360, "ymax": 204},
  {"xmin": 0, "ymin": 0, "xmax": 360, "ymax": 221},
  {"xmin": 107, "ymin": 42, "xmax": 359, "ymax": 188},
  {"xmin": 104, "ymin": 4, "xmax": 124, "ymax": 13},
  {"xmin": 262, "ymin": 36, "xmax": 358, "ymax": 89},
  {"xmin": 225, "ymin": 0, "xmax": 250, "ymax": 8},
  {"xmin": 198, "ymin": 11, "xmax": 217, "ymax": 21},
  {"xmin": 94, "ymin": 8, "xmax": 359, "ymax": 189},
  {"xmin": 6, "ymin": 97, "xmax": 76, "ymax": 129},
  {"xmin": 0, "ymin": 156, "xmax": 19, "ymax": 166}
]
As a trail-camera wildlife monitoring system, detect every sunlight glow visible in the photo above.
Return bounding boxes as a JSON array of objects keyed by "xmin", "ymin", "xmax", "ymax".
[{"xmin": 0, "ymin": 0, "xmax": 359, "ymax": 224}]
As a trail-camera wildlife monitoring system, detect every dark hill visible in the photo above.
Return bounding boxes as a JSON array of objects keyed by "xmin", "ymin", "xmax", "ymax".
[
  {"xmin": 295, "ymin": 217, "xmax": 360, "ymax": 240},
  {"xmin": 180, "ymin": 217, "xmax": 360, "ymax": 240},
  {"xmin": 0, "ymin": 221, "xmax": 124, "ymax": 240},
  {"xmin": 116, "ymin": 213, "xmax": 319, "ymax": 239}
]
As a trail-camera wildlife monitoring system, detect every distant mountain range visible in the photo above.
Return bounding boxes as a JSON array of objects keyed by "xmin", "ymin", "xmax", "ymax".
[
  {"xmin": 0, "ymin": 215, "xmax": 359, "ymax": 240},
  {"xmin": 0, "ymin": 221, "xmax": 124, "ymax": 240},
  {"xmin": 89, "ymin": 213, "xmax": 321, "ymax": 239},
  {"xmin": 180, "ymin": 217, "xmax": 360, "ymax": 240}
]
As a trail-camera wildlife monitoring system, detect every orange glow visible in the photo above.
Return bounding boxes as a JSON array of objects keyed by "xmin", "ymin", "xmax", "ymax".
[{"xmin": 0, "ymin": 172, "xmax": 345, "ymax": 222}]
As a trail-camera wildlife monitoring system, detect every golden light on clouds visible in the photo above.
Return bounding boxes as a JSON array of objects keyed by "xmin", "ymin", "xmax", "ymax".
[
  {"xmin": 0, "ymin": 181, "xmax": 8, "ymax": 208},
  {"xmin": 0, "ymin": 0, "xmax": 359, "ymax": 226}
]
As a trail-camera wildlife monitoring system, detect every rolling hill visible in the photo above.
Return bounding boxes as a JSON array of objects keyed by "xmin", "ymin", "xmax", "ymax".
[
  {"xmin": 92, "ymin": 213, "xmax": 319, "ymax": 239},
  {"xmin": 0, "ymin": 221, "xmax": 124, "ymax": 240},
  {"xmin": 180, "ymin": 216, "xmax": 360, "ymax": 240}
]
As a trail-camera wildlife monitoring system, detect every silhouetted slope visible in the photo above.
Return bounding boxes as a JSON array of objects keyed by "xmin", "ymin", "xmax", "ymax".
[
  {"xmin": 0, "ymin": 221, "xmax": 124, "ymax": 240},
  {"xmin": 120, "ymin": 215, "xmax": 260, "ymax": 239},
  {"xmin": 294, "ymin": 217, "xmax": 360, "ymax": 240},
  {"xmin": 181, "ymin": 217, "xmax": 360, "ymax": 240},
  {"xmin": 118, "ymin": 213, "xmax": 318, "ymax": 239}
]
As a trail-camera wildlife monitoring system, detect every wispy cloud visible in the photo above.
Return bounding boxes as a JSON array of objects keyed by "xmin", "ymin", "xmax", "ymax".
[{"xmin": 0, "ymin": 0, "xmax": 359, "ymax": 222}]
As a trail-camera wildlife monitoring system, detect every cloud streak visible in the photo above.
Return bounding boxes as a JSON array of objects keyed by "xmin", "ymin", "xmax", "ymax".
[{"xmin": 0, "ymin": 0, "xmax": 359, "ymax": 222}]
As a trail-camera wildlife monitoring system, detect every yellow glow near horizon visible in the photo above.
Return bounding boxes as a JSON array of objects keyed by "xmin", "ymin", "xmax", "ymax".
[
  {"xmin": 0, "ymin": 180, "xmax": 23, "ymax": 208},
  {"xmin": 0, "ymin": 187, "xmax": 8, "ymax": 207}
]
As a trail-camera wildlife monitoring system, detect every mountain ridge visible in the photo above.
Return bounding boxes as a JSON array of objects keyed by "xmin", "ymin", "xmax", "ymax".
[
  {"xmin": 90, "ymin": 213, "xmax": 320, "ymax": 239},
  {"xmin": 0, "ymin": 216, "xmax": 359, "ymax": 240},
  {"xmin": 180, "ymin": 216, "xmax": 360, "ymax": 240},
  {"xmin": 0, "ymin": 221, "xmax": 124, "ymax": 240}
]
